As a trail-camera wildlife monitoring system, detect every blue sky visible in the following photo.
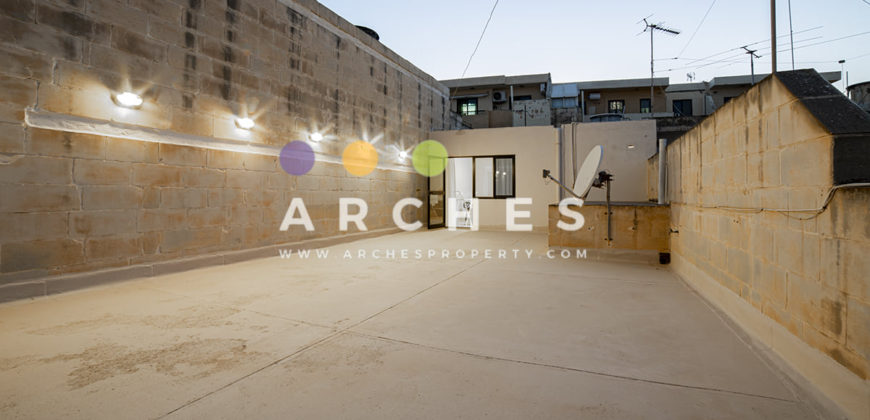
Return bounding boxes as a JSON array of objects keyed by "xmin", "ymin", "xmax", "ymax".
[{"xmin": 318, "ymin": 0, "xmax": 870, "ymax": 88}]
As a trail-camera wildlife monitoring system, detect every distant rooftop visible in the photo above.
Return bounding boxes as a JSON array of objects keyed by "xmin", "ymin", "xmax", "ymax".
[
  {"xmin": 576, "ymin": 77, "xmax": 669, "ymax": 90},
  {"xmin": 441, "ymin": 73, "xmax": 551, "ymax": 89},
  {"xmin": 709, "ymin": 71, "xmax": 840, "ymax": 88}
]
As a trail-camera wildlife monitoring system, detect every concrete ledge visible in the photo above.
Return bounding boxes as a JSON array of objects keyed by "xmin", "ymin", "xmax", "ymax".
[
  {"xmin": 0, "ymin": 228, "xmax": 402, "ymax": 304},
  {"xmin": 671, "ymin": 252, "xmax": 869, "ymax": 420}
]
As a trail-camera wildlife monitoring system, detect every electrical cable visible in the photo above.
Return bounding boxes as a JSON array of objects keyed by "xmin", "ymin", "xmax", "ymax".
[
  {"xmin": 676, "ymin": 0, "xmax": 717, "ymax": 58},
  {"xmin": 459, "ymin": 0, "xmax": 499, "ymax": 79},
  {"xmin": 697, "ymin": 183, "xmax": 870, "ymax": 220}
]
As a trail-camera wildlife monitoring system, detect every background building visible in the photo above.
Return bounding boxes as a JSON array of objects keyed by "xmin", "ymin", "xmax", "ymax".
[{"xmin": 441, "ymin": 74, "xmax": 551, "ymax": 129}]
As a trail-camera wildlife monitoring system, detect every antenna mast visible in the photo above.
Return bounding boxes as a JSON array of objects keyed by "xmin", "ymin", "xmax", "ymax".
[
  {"xmin": 641, "ymin": 18, "xmax": 680, "ymax": 117},
  {"xmin": 742, "ymin": 47, "xmax": 762, "ymax": 85}
]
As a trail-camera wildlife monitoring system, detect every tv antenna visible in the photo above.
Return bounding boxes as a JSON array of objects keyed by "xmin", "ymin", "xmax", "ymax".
[
  {"xmin": 542, "ymin": 145, "xmax": 614, "ymax": 242},
  {"xmin": 742, "ymin": 46, "xmax": 762, "ymax": 84},
  {"xmin": 640, "ymin": 18, "xmax": 680, "ymax": 117},
  {"xmin": 686, "ymin": 72, "xmax": 696, "ymax": 82}
]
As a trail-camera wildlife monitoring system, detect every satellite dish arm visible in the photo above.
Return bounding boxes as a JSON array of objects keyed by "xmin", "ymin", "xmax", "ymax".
[{"xmin": 543, "ymin": 169, "xmax": 585, "ymax": 200}]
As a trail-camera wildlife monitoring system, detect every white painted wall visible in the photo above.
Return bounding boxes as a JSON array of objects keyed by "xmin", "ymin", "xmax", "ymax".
[
  {"xmin": 561, "ymin": 120, "xmax": 657, "ymax": 202},
  {"xmin": 431, "ymin": 126, "xmax": 559, "ymax": 230}
]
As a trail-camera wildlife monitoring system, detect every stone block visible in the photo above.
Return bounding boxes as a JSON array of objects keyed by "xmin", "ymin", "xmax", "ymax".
[
  {"xmin": 73, "ymin": 159, "xmax": 130, "ymax": 185},
  {"xmin": 132, "ymin": 163, "xmax": 183, "ymax": 187},
  {"xmin": 0, "ymin": 74, "xmax": 37, "ymax": 107},
  {"xmin": 207, "ymin": 149, "xmax": 245, "ymax": 169},
  {"xmin": 160, "ymin": 227, "xmax": 222, "ymax": 253},
  {"xmin": 788, "ymin": 273, "xmax": 846, "ymax": 339},
  {"xmin": 0, "ymin": 238, "xmax": 84, "ymax": 273},
  {"xmin": 69, "ymin": 209, "xmax": 136, "ymax": 237},
  {"xmin": 775, "ymin": 228, "xmax": 803, "ymax": 275},
  {"xmin": 106, "ymin": 138, "xmax": 158, "ymax": 163},
  {"xmin": 0, "ymin": 123, "xmax": 24, "ymax": 153},
  {"xmin": 846, "ymin": 297, "xmax": 870, "ymax": 361},
  {"xmin": 0, "ymin": 15, "xmax": 81, "ymax": 61},
  {"xmin": 0, "ymin": 184, "xmax": 80, "ymax": 212},
  {"xmin": 111, "ymin": 27, "xmax": 166, "ymax": 62},
  {"xmin": 82, "ymin": 185, "xmax": 143, "ymax": 210},
  {"xmin": 183, "ymin": 167, "xmax": 225, "ymax": 188},
  {"xmin": 780, "ymin": 137, "xmax": 833, "ymax": 187},
  {"xmin": 0, "ymin": 212, "xmax": 68, "ymax": 242},
  {"xmin": 85, "ymin": 236, "xmax": 141, "ymax": 259},
  {"xmin": 36, "ymin": 3, "xmax": 109, "ymax": 42},
  {"xmin": 138, "ymin": 208, "xmax": 186, "ymax": 232},
  {"xmin": 158, "ymin": 143, "xmax": 207, "ymax": 166},
  {"xmin": 188, "ymin": 207, "xmax": 226, "ymax": 228},
  {"xmin": 28, "ymin": 128, "xmax": 106, "ymax": 159},
  {"xmin": 0, "ymin": 155, "xmax": 72, "ymax": 184},
  {"xmin": 160, "ymin": 187, "xmax": 206, "ymax": 208}
]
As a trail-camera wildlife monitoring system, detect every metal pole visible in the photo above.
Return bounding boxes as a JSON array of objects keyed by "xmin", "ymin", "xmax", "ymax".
[
  {"xmin": 788, "ymin": 0, "xmax": 795, "ymax": 70},
  {"xmin": 771, "ymin": 0, "xmax": 777, "ymax": 73},
  {"xmin": 650, "ymin": 29, "xmax": 655, "ymax": 117},
  {"xmin": 605, "ymin": 178, "xmax": 612, "ymax": 242},
  {"xmin": 557, "ymin": 127, "xmax": 564, "ymax": 201},
  {"xmin": 750, "ymin": 54, "xmax": 755, "ymax": 85},
  {"xmin": 839, "ymin": 60, "xmax": 846, "ymax": 92},
  {"xmin": 657, "ymin": 138, "xmax": 667, "ymax": 205}
]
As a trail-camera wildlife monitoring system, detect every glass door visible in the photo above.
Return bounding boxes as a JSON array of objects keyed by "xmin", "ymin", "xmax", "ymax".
[{"xmin": 428, "ymin": 168, "xmax": 445, "ymax": 229}]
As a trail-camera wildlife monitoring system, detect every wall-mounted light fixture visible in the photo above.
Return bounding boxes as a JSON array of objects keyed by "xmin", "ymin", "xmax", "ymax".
[
  {"xmin": 235, "ymin": 117, "xmax": 255, "ymax": 130},
  {"xmin": 627, "ymin": 144, "xmax": 636, "ymax": 149},
  {"xmin": 398, "ymin": 150, "xmax": 409, "ymax": 160},
  {"xmin": 309, "ymin": 132, "xmax": 324, "ymax": 142},
  {"xmin": 113, "ymin": 92, "xmax": 143, "ymax": 109}
]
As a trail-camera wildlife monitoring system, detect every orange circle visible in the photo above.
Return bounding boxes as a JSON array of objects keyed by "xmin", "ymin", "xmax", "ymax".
[{"xmin": 342, "ymin": 140, "xmax": 378, "ymax": 176}]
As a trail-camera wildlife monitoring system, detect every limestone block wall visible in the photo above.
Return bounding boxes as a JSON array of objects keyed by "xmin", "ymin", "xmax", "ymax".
[
  {"xmin": 661, "ymin": 71, "xmax": 870, "ymax": 414},
  {"xmin": 0, "ymin": 0, "xmax": 448, "ymax": 295},
  {"xmin": 548, "ymin": 203, "xmax": 669, "ymax": 252}
]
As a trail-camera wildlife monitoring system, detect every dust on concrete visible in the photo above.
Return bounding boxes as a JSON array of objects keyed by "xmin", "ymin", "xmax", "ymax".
[
  {"xmin": 41, "ymin": 338, "xmax": 264, "ymax": 389},
  {"xmin": 26, "ymin": 305, "xmax": 244, "ymax": 335}
]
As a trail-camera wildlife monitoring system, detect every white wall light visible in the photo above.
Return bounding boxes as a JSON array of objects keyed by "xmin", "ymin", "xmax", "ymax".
[
  {"xmin": 627, "ymin": 144, "xmax": 636, "ymax": 149},
  {"xmin": 235, "ymin": 117, "xmax": 255, "ymax": 130},
  {"xmin": 309, "ymin": 132, "xmax": 324, "ymax": 142},
  {"xmin": 398, "ymin": 150, "xmax": 408, "ymax": 160},
  {"xmin": 113, "ymin": 92, "xmax": 143, "ymax": 108}
]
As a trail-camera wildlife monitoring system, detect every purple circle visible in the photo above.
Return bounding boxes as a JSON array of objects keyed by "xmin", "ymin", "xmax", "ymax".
[{"xmin": 279, "ymin": 141, "xmax": 315, "ymax": 175}]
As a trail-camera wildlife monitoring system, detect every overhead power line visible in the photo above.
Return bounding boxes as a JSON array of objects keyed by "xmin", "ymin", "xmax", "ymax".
[
  {"xmin": 676, "ymin": 0, "xmax": 717, "ymax": 58},
  {"xmin": 459, "ymin": 0, "xmax": 500, "ymax": 79}
]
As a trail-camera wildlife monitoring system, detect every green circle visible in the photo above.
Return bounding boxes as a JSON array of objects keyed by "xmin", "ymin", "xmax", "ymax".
[{"xmin": 412, "ymin": 140, "xmax": 448, "ymax": 177}]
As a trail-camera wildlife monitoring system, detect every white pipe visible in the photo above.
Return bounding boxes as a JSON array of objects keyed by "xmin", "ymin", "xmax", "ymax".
[{"xmin": 658, "ymin": 138, "xmax": 667, "ymax": 205}]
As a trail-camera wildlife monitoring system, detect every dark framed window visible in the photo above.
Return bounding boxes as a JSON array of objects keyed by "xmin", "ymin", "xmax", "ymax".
[
  {"xmin": 673, "ymin": 99, "xmax": 693, "ymax": 116},
  {"xmin": 639, "ymin": 98, "xmax": 651, "ymax": 113},
  {"xmin": 472, "ymin": 155, "xmax": 515, "ymax": 199},
  {"xmin": 458, "ymin": 98, "xmax": 478, "ymax": 116},
  {"xmin": 513, "ymin": 95, "xmax": 532, "ymax": 101},
  {"xmin": 608, "ymin": 100, "xmax": 625, "ymax": 113}
]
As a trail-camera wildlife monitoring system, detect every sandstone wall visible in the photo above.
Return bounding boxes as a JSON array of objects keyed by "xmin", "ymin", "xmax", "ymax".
[
  {"xmin": 0, "ymin": 0, "xmax": 449, "ymax": 298},
  {"xmin": 661, "ymin": 71, "xmax": 870, "ymax": 417}
]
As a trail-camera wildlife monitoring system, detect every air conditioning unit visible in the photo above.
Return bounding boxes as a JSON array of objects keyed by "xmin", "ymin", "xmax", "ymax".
[{"xmin": 492, "ymin": 90, "xmax": 507, "ymax": 102}]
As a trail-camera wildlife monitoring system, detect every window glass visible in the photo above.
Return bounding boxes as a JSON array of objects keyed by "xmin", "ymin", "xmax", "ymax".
[
  {"xmin": 458, "ymin": 98, "xmax": 478, "ymax": 116},
  {"xmin": 495, "ymin": 157, "xmax": 513, "ymax": 197},
  {"xmin": 608, "ymin": 100, "xmax": 625, "ymax": 113},
  {"xmin": 640, "ymin": 98, "xmax": 651, "ymax": 113},
  {"xmin": 673, "ymin": 99, "xmax": 693, "ymax": 116},
  {"xmin": 474, "ymin": 157, "xmax": 493, "ymax": 197}
]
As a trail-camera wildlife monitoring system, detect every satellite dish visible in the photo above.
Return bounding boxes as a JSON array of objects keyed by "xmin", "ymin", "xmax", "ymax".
[{"xmin": 573, "ymin": 145, "xmax": 603, "ymax": 198}]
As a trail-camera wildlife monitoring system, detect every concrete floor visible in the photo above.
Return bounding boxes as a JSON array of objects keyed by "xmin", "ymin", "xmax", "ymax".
[{"xmin": 0, "ymin": 231, "xmax": 825, "ymax": 419}]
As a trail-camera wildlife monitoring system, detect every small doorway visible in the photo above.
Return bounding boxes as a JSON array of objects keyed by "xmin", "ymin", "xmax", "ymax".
[
  {"xmin": 427, "ymin": 165, "xmax": 445, "ymax": 229},
  {"xmin": 446, "ymin": 158, "xmax": 474, "ymax": 228}
]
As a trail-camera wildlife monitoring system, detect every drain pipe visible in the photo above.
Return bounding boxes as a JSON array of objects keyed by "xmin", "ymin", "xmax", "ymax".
[
  {"xmin": 657, "ymin": 138, "xmax": 667, "ymax": 204},
  {"xmin": 557, "ymin": 127, "xmax": 565, "ymax": 201}
]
